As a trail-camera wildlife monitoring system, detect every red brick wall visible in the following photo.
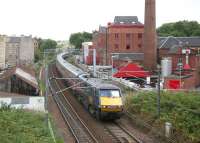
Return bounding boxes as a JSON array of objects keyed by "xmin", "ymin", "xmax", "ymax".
[
  {"xmin": 107, "ymin": 25, "xmax": 144, "ymax": 64},
  {"xmin": 93, "ymin": 33, "xmax": 106, "ymax": 65}
]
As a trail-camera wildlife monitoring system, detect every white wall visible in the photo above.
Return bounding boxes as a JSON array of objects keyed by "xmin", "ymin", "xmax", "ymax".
[{"xmin": 0, "ymin": 96, "xmax": 45, "ymax": 112}]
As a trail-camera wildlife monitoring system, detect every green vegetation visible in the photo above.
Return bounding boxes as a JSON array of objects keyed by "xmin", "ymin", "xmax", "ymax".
[
  {"xmin": 69, "ymin": 32, "xmax": 92, "ymax": 49},
  {"xmin": 0, "ymin": 107, "xmax": 62, "ymax": 143},
  {"xmin": 34, "ymin": 38, "xmax": 57, "ymax": 63},
  {"xmin": 125, "ymin": 91, "xmax": 200, "ymax": 143},
  {"xmin": 157, "ymin": 20, "xmax": 200, "ymax": 37}
]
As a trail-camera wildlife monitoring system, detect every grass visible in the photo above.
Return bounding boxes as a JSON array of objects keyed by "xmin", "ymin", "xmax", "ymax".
[
  {"xmin": 0, "ymin": 106, "xmax": 63, "ymax": 143},
  {"xmin": 125, "ymin": 91, "xmax": 200, "ymax": 143}
]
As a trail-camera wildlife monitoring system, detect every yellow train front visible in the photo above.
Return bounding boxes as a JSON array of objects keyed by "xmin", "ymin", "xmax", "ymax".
[
  {"xmin": 98, "ymin": 87, "xmax": 123, "ymax": 120},
  {"xmin": 84, "ymin": 83, "xmax": 124, "ymax": 120}
]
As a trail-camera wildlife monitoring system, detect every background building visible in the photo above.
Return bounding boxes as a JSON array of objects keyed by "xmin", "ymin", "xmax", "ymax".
[
  {"xmin": 0, "ymin": 35, "xmax": 35, "ymax": 68},
  {"xmin": 158, "ymin": 37, "xmax": 200, "ymax": 89},
  {"xmin": 19, "ymin": 35, "xmax": 34, "ymax": 65},
  {"xmin": 93, "ymin": 16, "xmax": 144, "ymax": 68},
  {"xmin": 0, "ymin": 35, "xmax": 6, "ymax": 69},
  {"xmin": 6, "ymin": 37, "xmax": 20, "ymax": 67}
]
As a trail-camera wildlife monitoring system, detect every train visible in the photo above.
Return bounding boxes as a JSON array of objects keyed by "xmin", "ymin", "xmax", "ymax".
[{"xmin": 56, "ymin": 52, "xmax": 124, "ymax": 120}]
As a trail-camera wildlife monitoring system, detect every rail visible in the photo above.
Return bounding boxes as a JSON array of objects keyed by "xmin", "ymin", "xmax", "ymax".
[
  {"xmin": 104, "ymin": 121, "xmax": 143, "ymax": 143},
  {"xmin": 48, "ymin": 65, "xmax": 98, "ymax": 143}
]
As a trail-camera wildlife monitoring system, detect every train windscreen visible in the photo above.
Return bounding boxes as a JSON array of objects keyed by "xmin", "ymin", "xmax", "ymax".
[{"xmin": 100, "ymin": 89, "xmax": 120, "ymax": 98}]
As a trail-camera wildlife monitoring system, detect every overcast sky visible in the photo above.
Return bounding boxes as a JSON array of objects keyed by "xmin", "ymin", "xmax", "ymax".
[{"xmin": 0, "ymin": 0, "xmax": 199, "ymax": 40}]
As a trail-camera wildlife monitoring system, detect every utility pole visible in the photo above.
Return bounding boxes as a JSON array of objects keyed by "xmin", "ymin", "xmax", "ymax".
[{"xmin": 157, "ymin": 64, "xmax": 161, "ymax": 118}]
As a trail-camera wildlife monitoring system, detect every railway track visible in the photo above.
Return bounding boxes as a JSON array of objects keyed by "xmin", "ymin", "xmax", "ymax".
[
  {"xmin": 49, "ymin": 64, "xmax": 144, "ymax": 143},
  {"xmin": 48, "ymin": 65, "xmax": 98, "ymax": 143},
  {"xmin": 104, "ymin": 122, "xmax": 143, "ymax": 143}
]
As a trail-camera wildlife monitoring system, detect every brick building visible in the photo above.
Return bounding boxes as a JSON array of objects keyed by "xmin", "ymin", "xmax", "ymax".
[
  {"xmin": 158, "ymin": 37, "xmax": 200, "ymax": 89},
  {"xmin": 92, "ymin": 26, "xmax": 107, "ymax": 65},
  {"xmin": 93, "ymin": 16, "xmax": 144, "ymax": 67},
  {"xmin": 91, "ymin": 16, "xmax": 200, "ymax": 89}
]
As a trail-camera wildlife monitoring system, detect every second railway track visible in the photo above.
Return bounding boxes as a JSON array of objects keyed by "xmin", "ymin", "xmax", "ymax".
[{"xmin": 49, "ymin": 64, "xmax": 98, "ymax": 143}]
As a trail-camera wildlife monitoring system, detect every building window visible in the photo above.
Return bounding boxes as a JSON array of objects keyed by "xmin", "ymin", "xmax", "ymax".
[
  {"xmin": 114, "ymin": 44, "xmax": 119, "ymax": 49},
  {"xmin": 138, "ymin": 33, "xmax": 142, "ymax": 39},
  {"xmin": 115, "ymin": 33, "xmax": 119, "ymax": 39},
  {"xmin": 126, "ymin": 44, "xmax": 130, "ymax": 50},
  {"xmin": 138, "ymin": 44, "xmax": 142, "ymax": 48},
  {"xmin": 126, "ymin": 33, "xmax": 131, "ymax": 39}
]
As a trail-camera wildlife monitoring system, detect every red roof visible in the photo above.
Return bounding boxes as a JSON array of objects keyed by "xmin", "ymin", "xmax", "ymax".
[{"xmin": 113, "ymin": 63, "xmax": 150, "ymax": 78}]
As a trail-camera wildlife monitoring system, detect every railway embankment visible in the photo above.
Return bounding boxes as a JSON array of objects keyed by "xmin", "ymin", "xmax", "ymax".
[
  {"xmin": 125, "ymin": 91, "xmax": 200, "ymax": 143},
  {"xmin": 0, "ymin": 106, "xmax": 60, "ymax": 143}
]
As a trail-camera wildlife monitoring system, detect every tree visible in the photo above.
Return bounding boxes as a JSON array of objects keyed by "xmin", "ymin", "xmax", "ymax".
[
  {"xmin": 34, "ymin": 39, "xmax": 57, "ymax": 63},
  {"xmin": 40, "ymin": 39, "xmax": 57, "ymax": 51},
  {"xmin": 69, "ymin": 32, "xmax": 92, "ymax": 48},
  {"xmin": 157, "ymin": 20, "xmax": 200, "ymax": 37}
]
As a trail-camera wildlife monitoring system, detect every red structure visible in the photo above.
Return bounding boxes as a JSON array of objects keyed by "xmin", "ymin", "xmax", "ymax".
[
  {"xmin": 93, "ymin": 16, "xmax": 144, "ymax": 67},
  {"xmin": 113, "ymin": 63, "xmax": 150, "ymax": 78},
  {"xmin": 143, "ymin": 0, "xmax": 157, "ymax": 70},
  {"xmin": 168, "ymin": 80, "xmax": 181, "ymax": 89}
]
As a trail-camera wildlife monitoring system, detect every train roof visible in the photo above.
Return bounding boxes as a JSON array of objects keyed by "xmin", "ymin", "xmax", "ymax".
[
  {"xmin": 57, "ymin": 52, "xmax": 84, "ymax": 76},
  {"xmin": 57, "ymin": 53, "xmax": 120, "ymax": 90},
  {"xmin": 85, "ymin": 78, "xmax": 120, "ymax": 89}
]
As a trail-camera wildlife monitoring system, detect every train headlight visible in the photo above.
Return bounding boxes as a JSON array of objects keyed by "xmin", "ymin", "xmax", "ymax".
[{"xmin": 101, "ymin": 105, "xmax": 107, "ymax": 108}]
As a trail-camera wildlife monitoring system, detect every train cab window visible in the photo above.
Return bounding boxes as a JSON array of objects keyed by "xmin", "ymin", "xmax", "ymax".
[{"xmin": 100, "ymin": 89, "xmax": 120, "ymax": 98}]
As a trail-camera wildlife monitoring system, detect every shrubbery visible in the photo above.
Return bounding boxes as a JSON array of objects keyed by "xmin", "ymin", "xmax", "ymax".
[
  {"xmin": 0, "ymin": 107, "xmax": 55, "ymax": 143},
  {"xmin": 125, "ymin": 91, "xmax": 200, "ymax": 143}
]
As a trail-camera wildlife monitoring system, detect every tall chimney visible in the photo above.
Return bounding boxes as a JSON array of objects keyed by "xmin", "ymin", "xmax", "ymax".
[{"xmin": 143, "ymin": 0, "xmax": 157, "ymax": 70}]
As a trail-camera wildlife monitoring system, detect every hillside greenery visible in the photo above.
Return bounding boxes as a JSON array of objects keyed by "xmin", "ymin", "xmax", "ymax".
[
  {"xmin": 125, "ymin": 91, "xmax": 200, "ymax": 143},
  {"xmin": 0, "ymin": 107, "xmax": 62, "ymax": 143},
  {"xmin": 157, "ymin": 20, "xmax": 200, "ymax": 37}
]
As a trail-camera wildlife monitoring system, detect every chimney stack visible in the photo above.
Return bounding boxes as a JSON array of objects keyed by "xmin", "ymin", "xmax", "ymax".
[{"xmin": 143, "ymin": 0, "xmax": 157, "ymax": 70}]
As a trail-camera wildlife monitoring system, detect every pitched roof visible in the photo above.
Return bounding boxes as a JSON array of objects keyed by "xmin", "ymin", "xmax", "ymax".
[
  {"xmin": 113, "ymin": 63, "xmax": 150, "ymax": 78},
  {"xmin": 15, "ymin": 68, "xmax": 38, "ymax": 89},
  {"xmin": 158, "ymin": 37, "xmax": 200, "ymax": 49},
  {"xmin": 114, "ymin": 16, "xmax": 142, "ymax": 24},
  {"xmin": 0, "ymin": 67, "xmax": 38, "ymax": 89},
  {"xmin": 112, "ymin": 53, "xmax": 144, "ymax": 61}
]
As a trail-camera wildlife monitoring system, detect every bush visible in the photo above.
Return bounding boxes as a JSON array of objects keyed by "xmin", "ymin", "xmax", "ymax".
[
  {"xmin": 0, "ymin": 109, "xmax": 55, "ymax": 143},
  {"xmin": 125, "ymin": 91, "xmax": 200, "ymax": 143}
]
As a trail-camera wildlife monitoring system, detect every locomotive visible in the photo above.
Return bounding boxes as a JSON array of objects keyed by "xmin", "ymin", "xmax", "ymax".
[{"xmin": 56, "ymin": 52, "xmax": 123, "ymax": 119}]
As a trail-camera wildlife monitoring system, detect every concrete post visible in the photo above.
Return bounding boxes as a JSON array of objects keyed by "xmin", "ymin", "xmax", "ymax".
[{"xmin": 165, "ymin": 122, "xmax": 172, "ymax": 138}]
